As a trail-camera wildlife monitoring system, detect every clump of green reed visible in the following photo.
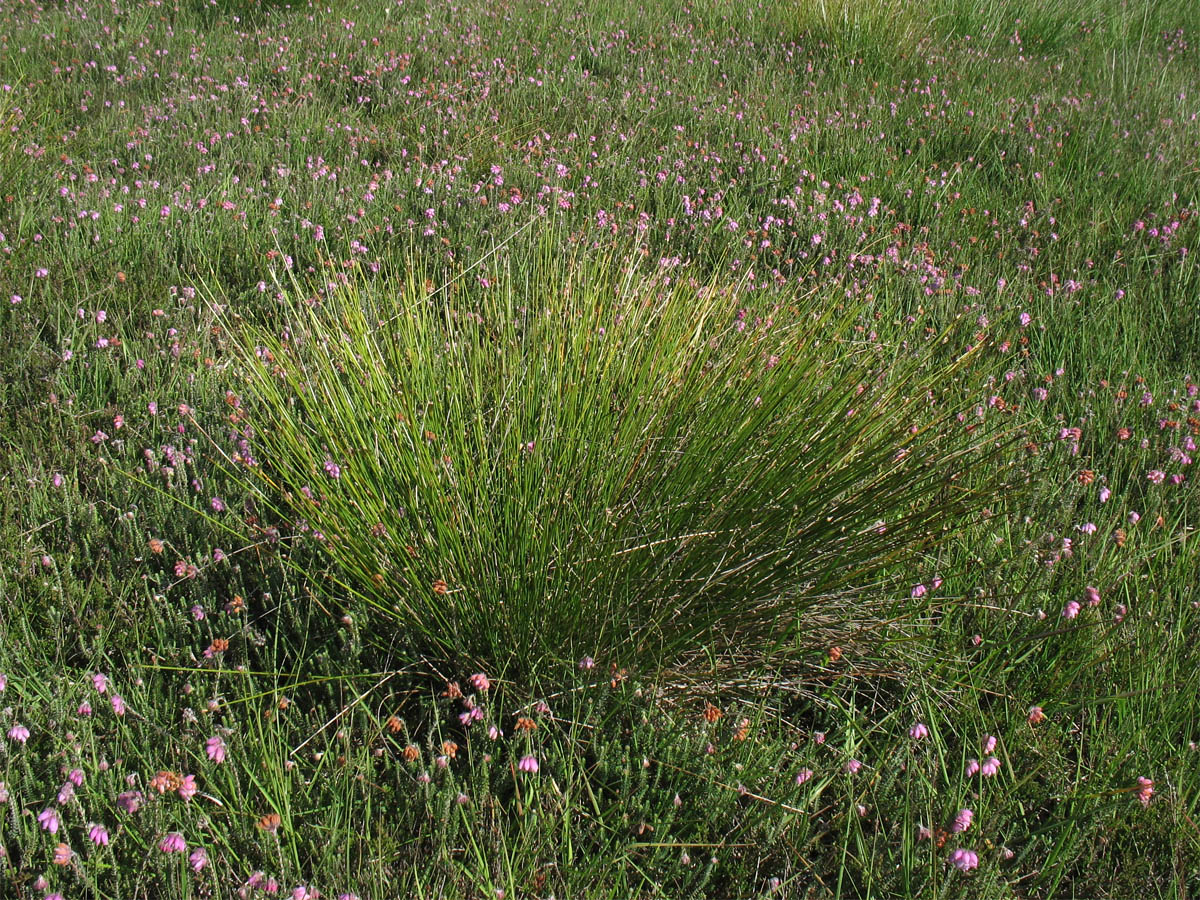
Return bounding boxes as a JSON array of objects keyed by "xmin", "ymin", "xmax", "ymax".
[{"xmin": 221, "ymin": 241, "xmax": 1025, "ymax": 681}]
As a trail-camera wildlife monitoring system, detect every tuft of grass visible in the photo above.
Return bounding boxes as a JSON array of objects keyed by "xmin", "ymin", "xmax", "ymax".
[{"xmin": 221, "ymin": 241, "xmax": 1025, "ymax": 683}]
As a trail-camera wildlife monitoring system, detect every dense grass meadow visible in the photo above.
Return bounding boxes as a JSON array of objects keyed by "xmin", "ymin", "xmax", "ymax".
[{"xmin": 3, "ymin": 0, "xmax": 1200, "ymax": 895}]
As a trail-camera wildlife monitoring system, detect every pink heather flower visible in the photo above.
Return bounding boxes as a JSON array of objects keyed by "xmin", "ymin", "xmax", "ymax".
[
  {"xmin": 93, "ymin": 673, "xmax": 108, "ymax": 693},
  {"xmin": 1147, "ymin": 470, "xmax": 1166, "ymax": 484},
  {"xmin": 1115, "ymin": 604, "xmax": 1127, "ymax": 622},
  {"xmin": 911, "ymin": 583, "xmax": 927, "ymax": 598},
  {"xmin": 67, "ymin": 768, "xmax": 84, "ymax": 787},
  {"xmin": 89, "ymin": 824, "xmax": 110, "ymax": 846},
  {"xmin": 111, "ymin": 694, "xmax": 126, "ymax": 715},
  {"xmin": 952, "ymin": 809, "xmax": 974, "ymax": 833},
  {"xmin": 578, "ymin": 656, "xmax": 595, "ymax": 670},
  {"xmin": 0, "ymin": 782, "xmax": 8, "ymax": 802},
  {"xmin": 965, "ymin": 758, "xmax": 980, "ymax": 777},
  {"xmin": 206, "ymin": 735, "xmax": 227, "ymax": 763},
  {"xmin": 179, "ymin": 774, "xmax": 198, "ymax": 801},
  {"xmin": 117, "ymin": 790, "xmax": 143, "ymax": 814},
  {"xmin": 189, "ymin": 847, "xmax": 208, "ymax": 872},
  {"xmin": 1078, "ymin": 522, "xmax": 1097, "ymax": 535},
  {"xmin": 78, "ymin": 700, "xmax": 93, "ymax": 716},
  {"xmin": 1062, "ymin": 600, "xmax": 1081, "ymax": 619},
  {"xmin": 7, "ymin": 724, "xmax": 30, "ymax": 743},
  {"xmin": 57, "ymin": 782, "xmax": 75, "ymax": 804},
  {"xmin": 38, "ymin": 808, "xmax": 60, "ymax": 834},
  {"xmin": 845, "ymin": 759, "xmax": 862, "ymax": 775},
  {"xmin": 159, "ymin": 832, "xmax": 186, "ymax": 854},
  {"xmin": 487, "ymin": 725, "xmax": 502, "ymax": 740},
  {"xmin": 518, "ymin": 755, "xmax": 539, "ymax": 774},
  {"xmin": 0, "ymin": 672, "xmax": 6, "ymax": 691},
  {"xmin": 795, "ymin": 768, "xmax": 813, "ymax": 785},
  {"xmin": 813, "ymin": 732, "xmax": 826, "ymax": 745},
  {"xmin": 949, "ymin": 848, "xmax": 979, "ymax": 872},
  {"xmin": 1019, "ymin": 312, "xmax": 1032, "ymax": 327},
  {"xmin": 1085, "ymin": 586, "xmax": 1101, "ymax": 606},
  {"xmin": 982, "ymin": 735, "xmax": 997, "ymax": 755},
  {"xmin": 1136, "ymin": 776, "xmax": 1154, "ymax": 807},
  {"xmin": 909, "ymin": 723, "xmax": 929, "ymax": 740},
  {"xmin": 1028, "ymin": 706, "xmax": 1046, "ymax": 725},
  {"xmin": 981, "ymin": 756, "xmax": 1001, "ymax": 777},
  {"xmin": 469, "ymin": 672, "xmax": 490, "ymax": 692},
  {"xmin": 292, "ymin": 887, "xmax": 315, "ymax": 900},
  {"xmin": 1129, "ymin": 511, "xmax": 1141, "ymax": 524},
  {"xmin": 1099, "ymin": 487, "xmax": 1112, "ymax": 503}
]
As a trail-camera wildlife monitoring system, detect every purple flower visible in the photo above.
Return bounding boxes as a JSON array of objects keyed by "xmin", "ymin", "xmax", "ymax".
[
  {"xmin": 179, "ymin": 774, "xmax": 198, "ymax": 801},
  {"xmin": 949, "ymin": 848, "xmax": 979, "ymax": 872},
  {"xmin": 469, "ymin": 672, "xmax": 490, "ymax": 692},
  {"xmin": 111, "ymin": 694, "xmax": 127, "ymax": 716},
  {"xmin": 206, "ymin": 735, "xmax": 227, "ymax": 763},
  {"xmin": 844, "ymin": 758, "xmax": 862, "ymax": 775},
  {"xmin": 159, "ymin": 832, "xmax": 186, "ymax": 854},
  {"xmin": 952, "ymin": 808, "xmax": 974, "ymax": 833},
  {"xmin": 1085, "ymin": 586, "xmax": 1101, "ymax": 606},
  {"xmin": 38, "ymin": 808, "xmax": 60, "ymax": 834},
  {"xmin": 908, "ymin": 723, "xmax": 929, "ymax": 740},
  {"xmin": 795, "ymin": 768, "xmax": 813, "ymax": 785},
  {"xmin": 89, "ymin": 824, "xmax": 110, "ymax": 846},
  {"xmin": 981, "ymin": 756, "xmax": 1001, "ymax": 777},
  {"xmin": 518, "ymin": 755, "xmax": 539, "ymax": 774},
  {"xmin": 1062, "ymin": 600, "xmax": 1081, "ymax": 619},
  {"xmin": 7, "ymin": 724, "xmax": 29, "ymax": 744},
  {"xmin": 93, "ymin": 673, "xmax": 108, "ymax": 694},
  {"xmin": 117, "ymin": 790, "xmax": 143, "ymax": 814},
  {"xmin": 0, "ymin": 673, "xmax": 6, "ymax": 692},
  {"xmin": 189, "ymin": 847, "xmax": 208, "ymax": 872}
]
